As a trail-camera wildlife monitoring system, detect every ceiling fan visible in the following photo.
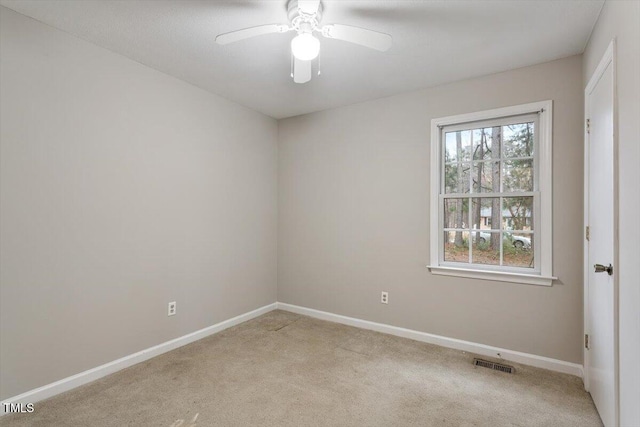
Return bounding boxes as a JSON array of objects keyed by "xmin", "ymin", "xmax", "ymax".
[{"xmin": 215, "ymin": 0, "xmax": 392, "ymax": 84}]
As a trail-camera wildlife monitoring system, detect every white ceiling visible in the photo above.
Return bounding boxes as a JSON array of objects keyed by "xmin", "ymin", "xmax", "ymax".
[{"xmin": 1, "ymin": 0, "xmax": 603, "ymax": 119}]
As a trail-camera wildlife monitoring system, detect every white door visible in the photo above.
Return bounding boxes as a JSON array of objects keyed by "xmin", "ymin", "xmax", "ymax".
[{"xmin": 585, "ymin": 43, "xmax": 617, "ymax": 427}]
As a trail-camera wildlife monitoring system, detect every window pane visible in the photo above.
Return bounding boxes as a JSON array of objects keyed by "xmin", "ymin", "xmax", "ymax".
[
  {"xmin": 503, "ymin": 233, "xmax": 534, "ymax": 268},
  {"xmin": 444, "ymin": 198, "xmax": 468, "ymax": 229},
  {"xmin": 444, "ymin": 163, "xmax": 470, "ymax": 194},
  {"xmin": 502, "ymin": 197, "xmax": 533, "ymax": 231},
  {"xmin": 503, "ymin": 122, "xmax": 534, "ymax": 158},
  {"xmin": 487, "ymin": 126, "xmax": 502, "ymax": 161},
  {"xmin": 472, "ymin": 161, "xmax": 499, "ymax": 193},
  {"xmin": 503, "ymin": 159, "xmax": 533, "ymax": 192},
  {"xmin": 472, "ymin": 197, "xmax": 500, "ymax": 230},
  {"xmin": 444, "ymin": 231, "xmax": 469, "ymax": 263},
  {"xmin": 445, "ymin": 131, "xmax": 471, "ymax": 163},
  {"xmin": 472, "ymin": 231, "xmax": 500, "ymax": 266},
  {"xmin": 472, "ymin": 128, "xmax": 492, "ymax": 160}
]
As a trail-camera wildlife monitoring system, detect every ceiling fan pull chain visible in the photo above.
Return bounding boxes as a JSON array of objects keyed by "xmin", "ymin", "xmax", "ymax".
[{"xmin": 317, "ymin": 51, "xmax": 321, "ymax": 76}]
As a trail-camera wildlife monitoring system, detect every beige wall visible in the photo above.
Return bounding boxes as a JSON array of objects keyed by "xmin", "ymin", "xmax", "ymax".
[
  {"xmin": 278, "ymin": 55, "xmax": 585, "ymax": 363},
  {"xmin": 583, "ymin": 1, "xmax": 640, "ymax": 425},
  {"xmin": 0, "ymin": 8, "xmax": 278, "ymax": 399}
]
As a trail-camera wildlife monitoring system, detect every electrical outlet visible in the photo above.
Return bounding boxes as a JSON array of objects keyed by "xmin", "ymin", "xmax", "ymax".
[
  {"xmin": 168, "ymin": 301, "xmax": 176, "ymax": 316},
  {"xmin": 381, "ymin": 291, "xmax": 389, "ymax": 304}
]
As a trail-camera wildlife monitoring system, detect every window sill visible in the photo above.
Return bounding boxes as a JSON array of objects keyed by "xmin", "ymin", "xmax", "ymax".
[{"xmin": 427, "ymin": 265, "xmax": 556, "ymax": 286}]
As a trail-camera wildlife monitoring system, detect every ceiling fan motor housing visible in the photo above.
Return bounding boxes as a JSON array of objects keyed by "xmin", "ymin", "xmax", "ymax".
[{"xmin": 287, "ymin": 0, "xmax": 323, "ymax": 33}]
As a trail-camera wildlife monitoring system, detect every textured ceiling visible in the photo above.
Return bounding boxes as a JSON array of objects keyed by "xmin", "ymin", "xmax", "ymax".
[{"xmin": 0, "ymin": 0, "xmax": 604, "ymax": 119}]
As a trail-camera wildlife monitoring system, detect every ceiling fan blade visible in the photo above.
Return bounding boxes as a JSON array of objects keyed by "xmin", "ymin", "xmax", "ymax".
[
  {"xmin": 298, "ymin": 0, "xmax": 320, "ymax": 14},
  {"xmin": 216, "ymin": 24, "xmax": 290, "ymax": 45},
  {"xmin": 321, "ymin": 24, "xmax": 392, "ymax": 52},
  {"xmin": 293, "ymin": 58, "xmax": 312, "ymax": 84}
]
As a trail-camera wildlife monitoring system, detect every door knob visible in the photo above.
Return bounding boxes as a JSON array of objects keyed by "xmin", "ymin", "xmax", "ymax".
[{"xmin": 594, "ymin": 263, "xmax": 613, "ymax": 275}]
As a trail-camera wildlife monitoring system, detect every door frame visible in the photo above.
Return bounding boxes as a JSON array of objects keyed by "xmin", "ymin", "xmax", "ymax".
[{"xmin": 583, "ymin": 39, "xmax": 619, "ymax": 424}]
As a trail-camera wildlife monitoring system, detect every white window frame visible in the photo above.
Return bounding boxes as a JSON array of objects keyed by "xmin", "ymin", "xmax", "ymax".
[{"xmin": 428, "ymin": 101, "xmax": 556, "ymax": 286}]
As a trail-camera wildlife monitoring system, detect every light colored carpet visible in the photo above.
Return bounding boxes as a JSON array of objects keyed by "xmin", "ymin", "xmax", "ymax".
[{"xmin": 0, "ymin": 310, "xmax": 602, "ymax": 426}]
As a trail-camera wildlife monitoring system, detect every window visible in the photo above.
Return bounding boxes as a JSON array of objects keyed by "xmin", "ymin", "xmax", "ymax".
[{"xmin": 429, "ymin": 101, "xmax": 555, "ymax": 286}]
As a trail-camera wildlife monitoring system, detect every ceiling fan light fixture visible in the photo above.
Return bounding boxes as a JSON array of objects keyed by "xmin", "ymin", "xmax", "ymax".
[{"xmin": 291, "ymin": 33, "xmax": 320, "ymax": 61}]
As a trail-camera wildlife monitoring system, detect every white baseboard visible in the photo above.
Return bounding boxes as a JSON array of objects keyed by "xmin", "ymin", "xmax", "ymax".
[
  {"xmin": 1, "ymin": 303, "xmax": 278, "ymax": 413},
  {"xmin": 276, "ymin": 302, "xmax": 583, "ymax": 377}
]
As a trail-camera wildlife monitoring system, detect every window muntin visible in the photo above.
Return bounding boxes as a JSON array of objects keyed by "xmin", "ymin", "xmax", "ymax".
[{"xmin": 440, "ymin": 114, "xmax": 539, "ymax": 273}]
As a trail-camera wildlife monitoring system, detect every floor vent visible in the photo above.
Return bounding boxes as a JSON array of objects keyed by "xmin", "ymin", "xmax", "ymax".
[{"xmin": 473, "ymin": 358, "xmax": 515, "ymax": 374}]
